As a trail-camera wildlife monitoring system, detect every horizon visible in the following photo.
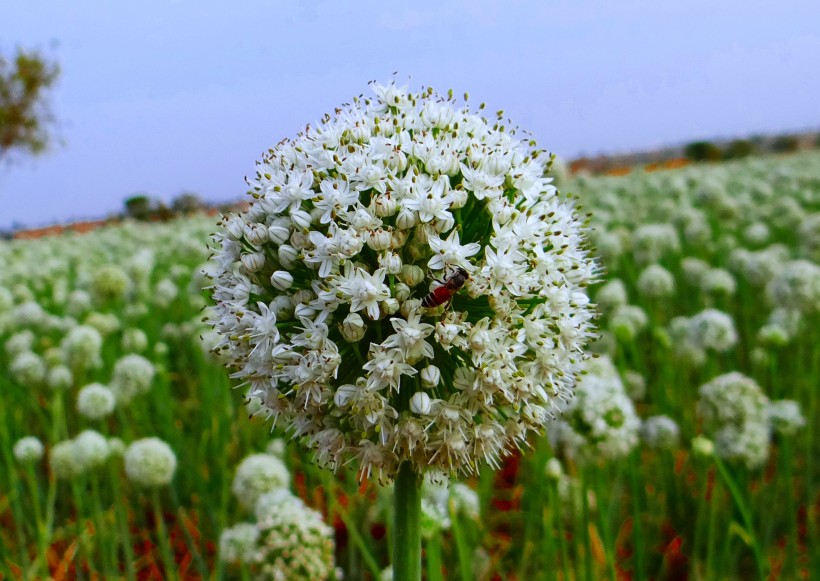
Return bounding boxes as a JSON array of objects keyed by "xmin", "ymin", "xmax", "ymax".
[{"xmin": 2, "ymin": 0, "xmax": 819, "ymax": 229}]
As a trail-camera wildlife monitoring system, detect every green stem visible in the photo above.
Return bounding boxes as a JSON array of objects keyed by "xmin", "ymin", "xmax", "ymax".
[
  {"xmin": 151, "ymin": 490, "xmax": 177, "ymax": 578},
  {"xmin": 393, "ymin": 461, "xmax": 422, "ymax": 581},
  {"xmin": 449, "ymin": 499, "xmax": 473, "ymax": 581},
  {"xmin": 713, "ymin": 455, "xmax": 768, "ymax": 580},
  {"xmin": 425, "ymin": 533, "xmax": 444, "ymax": 581}
]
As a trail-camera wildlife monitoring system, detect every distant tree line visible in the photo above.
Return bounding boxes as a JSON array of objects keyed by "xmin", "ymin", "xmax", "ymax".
[
  {"xmin": 122, "ymin": 192, "xmax": 208, "ymax": 221},
  {"xmin": 121, "ymin": 192, "xmax": 244, "ymax": 222},
  {"xmin": 683, "ymin": 133, "xmax": 816, "ymax": 163}
]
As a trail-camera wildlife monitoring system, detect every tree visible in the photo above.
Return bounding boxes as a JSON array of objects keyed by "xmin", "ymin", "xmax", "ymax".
[
  {"xmin": 171, "ymin": 192, "xmax": 204, "ymax": 215},
  {"xmin": 771, "ymin": 135, "xmax": 799, "ymax": 153},
  {"xmin": 0, "ymin": 47, "xmax": 60, "ymax": 163},
  {"xmin": 684, "ymin": 141, "xmax": 722, "ymax": 162},
  {"xmin": 124, "ymin": 194, "xmax": 153, "ymax": 221},
  {"xmin": 723, "ymin": 139, "xmax": 755, "ymax": 160}
]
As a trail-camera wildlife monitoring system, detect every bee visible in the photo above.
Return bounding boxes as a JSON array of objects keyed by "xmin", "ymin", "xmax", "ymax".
[{"xmin": 421, "ymin": 267, "xmax": 469, "ymax": 309}]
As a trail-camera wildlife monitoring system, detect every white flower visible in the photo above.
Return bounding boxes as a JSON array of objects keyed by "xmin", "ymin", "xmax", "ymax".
[
  {"xmin": 74, "ymin": 430, "xmax": 110, "ymax": 470},
  {"xmin": 550, "ymin": 356, "xmax": 640, "ymax": 463},
  {"xmin": 427, "ymin": 229, "xmax": 481, "ymax": 272},
  {"xmin": 697, "ymin": 372, "xmax": 770, "ymax": 468},
  {"xmin": 124, "ymin": 438, "xmax": 177, "ymax": 487},
  {"xmin": 335, "ymin": 265, "xmax": 391, "ymax": 320},
  {"xmin": 767, "ymin": 400, "xmax": 805, "ymax": 436},
  {"xmin": 232, "ymin": 453, "xmax": 291, "ymax": 511},
  {"xmin": 77, "ymin": 383, "xmax": 116, "ymax": 420},
  {"xmin": 208, "ymin": 81, "xmax": 596, "ymax": 480},
  {"xmin": 13, "ymin": 436, "xmax": 44, "ymax": 463},
  {"xmin": 382, "ymin": 313, "xmax": 435, "ymax": 363},
  {"xmin": 110, "ymin": 354, "xmax": 156, "ymax": 404},
  {"xmin": 640, "ymin": 416, "xmax": 680, "ymax": 450}
]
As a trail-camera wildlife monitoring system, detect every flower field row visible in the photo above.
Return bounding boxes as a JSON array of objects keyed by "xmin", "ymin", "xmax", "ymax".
[{"xmin": 1, "ymin": 142, "xmax": 818, "ymax": 578}]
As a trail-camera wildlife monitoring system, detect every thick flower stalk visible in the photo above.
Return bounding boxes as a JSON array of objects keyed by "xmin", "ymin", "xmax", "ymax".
[{"xmin": 207, "ymin": 82, "xmax": 597, "ymax": 482}]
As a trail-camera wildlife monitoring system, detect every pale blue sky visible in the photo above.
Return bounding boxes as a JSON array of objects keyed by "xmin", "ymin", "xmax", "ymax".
[{"xmin": 1, "ymin": 0, "xmax": 819, "ymax": 228}]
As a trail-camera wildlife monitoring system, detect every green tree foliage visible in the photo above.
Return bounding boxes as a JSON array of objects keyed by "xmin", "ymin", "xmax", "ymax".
[
  {"xmin": 124, "ymin": 194, "xmax": 154, "ymax": 221},
  {"xmin": 0, "ymin": 47, "xmax": 60, "ymax": 162},
  {"xmin": 171, "ymin": 192, "xmax": 204, "ymax": 215},
  {"xmin": 723, "ymin": 139, "xmax": 755, "ymax": 160},
  {"xmin": 772, "ymin": 135, "xmax": 800, "ymax": 153},
  {"xmin": 684, "ymin": 140, "xmax": 723, "ymax": 162}
]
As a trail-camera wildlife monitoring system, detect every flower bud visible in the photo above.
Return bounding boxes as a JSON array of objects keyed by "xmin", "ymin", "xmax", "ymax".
[
  {"xmin": 410, "ymin": 392, "xmax": 432, "ymax": 414},
  {"xmin": 334, "ymin": 384, "xmax": 358, "ymax": 407},
  {"xmin": 391, "ymin": 229, "xmax": 408, "ymax": 249},
  {"xmin": 244, "ymin": 223, "xmax": 269, "ymax": 245},
  {"xmin": 691, "ymin": 436, "xmax": 714, "ymax": 459},
  {"xmin": 545, "ymin": 458, "xmax": 563, "ymax": 480},
  {"xmin": 341, "ymin": 313, "xmax": 366, "ymax": 342},
  {"xmin": 400, "ymin": 264, "xmax": 425, "ymax": 287},
  {"xmin": 290, "ymin": 209, "xmax": 313, "ymax": 230},
  {"xmin": 396, "ymin": 207, "xmax": 416, "ymax": 230},
  {"xmin": 381, "ymin": 297, "xmax": 400, "ymax": 316},
  {"xmin": 449, "ymin": 188, "xmax": 468, "ymax": 208},
  {"xmin": 393, "ymin": 282, "xmax": 411, "ymax": 302},
  {"xmin": 374, "ymin": 194, "xmax": 397, "ymax": 217},
  {"xmin": 270, "ymin": 271, "xmax": 294, "ymax": 291},
  {"xmin": 420, "ymin": 365, "xmax": 441, "ymax": 387},
  {"xmin": 278, "ymin": 244, "xmax": 298, "ymax": 269},
  {"xmin": 225, "ymin": 216, "xmax": 245, "ymax": 240},
  {"xmin": 433, "ymin": 214, "xmax": 455, "ymax": 233},
  {"xmin": 272, "ymin": 295, "xmax": 294, "ymax": 319},
  {"xmin": 268, "ymin": 224, "xmax": 290, "ymax": 245},
  {"xmin": 379, "ymin": 252, "xmax": 403, "ymax": 274},
  {"xmin": 240, "ymin": 252, "xmax": 266, "ymax": 273},
  {"xmin": 367, "ymin": 229, "xmax": 392, "ymax": 251},
  {"xmin": 400, "ymin": 298, "xmax": 422, "ymax": 319}
]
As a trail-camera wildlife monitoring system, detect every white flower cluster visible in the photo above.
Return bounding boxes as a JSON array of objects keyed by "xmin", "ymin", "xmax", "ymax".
[
  {"xmin": 549, "ymin": 356, "xmax": 640, "ymax": 463},
  {"xmin": 639, "ymin": 415, "xmax": 680, "ymax": 450},
  {"xmin": 207, "ymin": 82, "xmax": 597, "ymax": 480},
  {"xmin": 49, "ymin": 430, "xmax": 112, "ymax": 479},
  {"xmin": 231, "ymin": 453, "xmax": 291, "ymax": 511},
  {"xmin": 124, "ymin": 437, "xmax": 177, "ymax": 487},
  {"xmin": 766, "ymin": 399, "xmax": 806, "ymax": 437},
  {"xmin": 696, "ymin": 372, "xmax": 804, "ymax": 469},
  {"xmin": 220, "ymin": 454, "xmax": 336, "ymax": 580},
  {"xmin": 668, "ymin": 309, "xmax": 737, "ymax": 365},
  {"xmin": 13, "ymin": 435, "xmax": 45, "ymax": 464}
]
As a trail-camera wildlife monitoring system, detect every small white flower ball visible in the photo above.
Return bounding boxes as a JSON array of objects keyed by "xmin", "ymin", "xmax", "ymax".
[
  {"xmin": 74, "ymin": 430, "xmax": 111, "ymax": 470},
  {"xmin": 121, "ymin": 328, "xmax": 149, "ymax": 353},
  {"xmin": 61, "ymin": 325, "xmax": 103, "ymax": 371},
  {"xmin": 640, "ymin": 415, "xmax": 681, "ymax": 450},
  {"xmin": 13, "ymin": 436, "xmax": 44, "ymax": 464},
  {"xmin": 50, "ymin": 440, "xmax": 83, "ymax": 479},
  {"xmin": 77, "ymin": 383, "xmax": 116, "ymax": 420},
  {"xmin": 110, "ymin": 354, "xmax": 156, "ymax": 404},
  {"xmin": 637, "ymin": 264, "xmax": 675, "ymax": 299},
  {"xmin": 47, "ymin": 365, "xmax": 74, "ymax": 391},
  {"xmin": 218, "ymin": 522, "xmax": 260, "ymax": 565},
  {"xmin": 231, "ymin": 453, "xmax": 291, "ymax": 511},
  {"xmin": 124, "ymin": 438, "xmax": 178, "ymax": 487}
]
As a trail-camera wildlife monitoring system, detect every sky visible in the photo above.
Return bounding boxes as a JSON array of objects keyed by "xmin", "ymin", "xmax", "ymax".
[{"xmin": 1, "ymin": 0, "xmax": 819, "ymax": 229}]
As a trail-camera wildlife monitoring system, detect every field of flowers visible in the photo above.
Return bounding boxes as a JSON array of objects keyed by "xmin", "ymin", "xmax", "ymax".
[{"xmin": 1, "ymin": 149, "xmax": 818, "ymax": 580}]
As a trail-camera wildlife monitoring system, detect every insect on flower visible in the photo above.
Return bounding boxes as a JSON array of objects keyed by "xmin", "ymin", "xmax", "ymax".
[{"xmin": 421, "ymin": 267, "xmax": 470, "ymax": 309}]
